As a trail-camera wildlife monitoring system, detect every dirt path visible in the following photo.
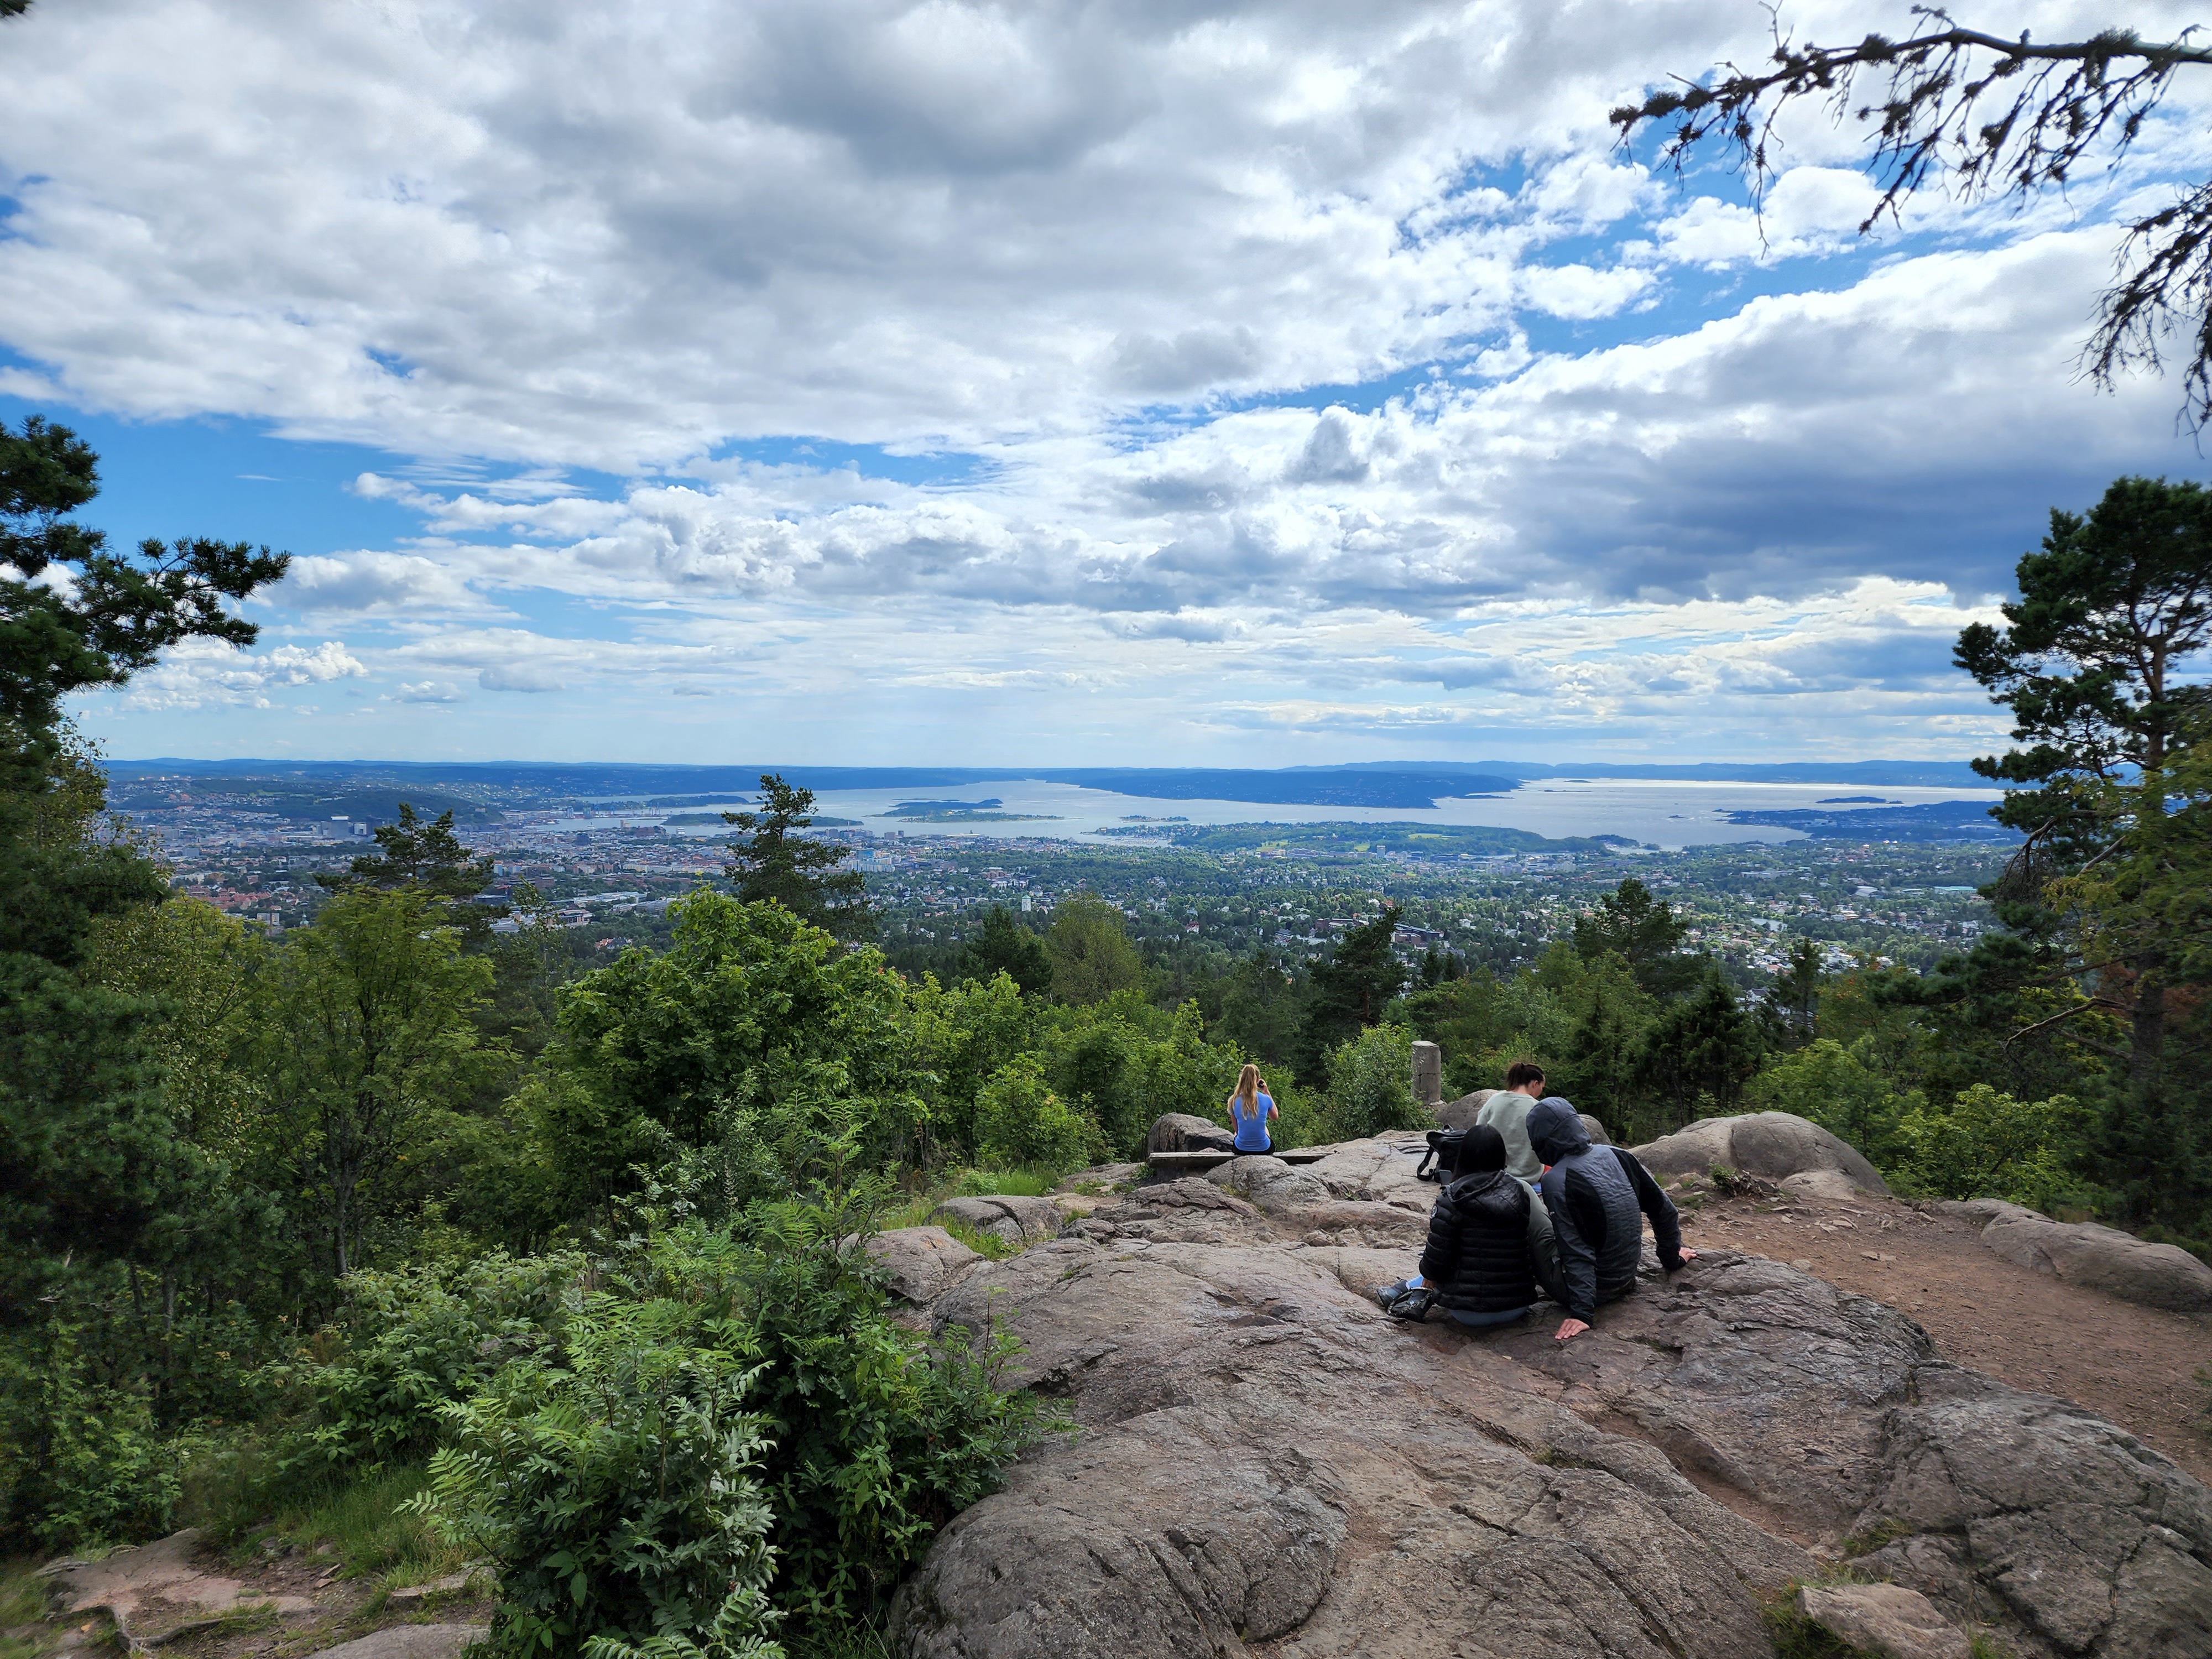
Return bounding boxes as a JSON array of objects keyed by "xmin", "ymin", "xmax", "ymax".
[{"xmin": 1678, "ymin": 1186, "xmax": 2212, "ymax": 1484}]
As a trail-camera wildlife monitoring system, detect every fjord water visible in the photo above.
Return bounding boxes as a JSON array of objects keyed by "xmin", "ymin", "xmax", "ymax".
[{"xmin": 603, "ymin": 776, "xmax": 2006, "ymax": 848}]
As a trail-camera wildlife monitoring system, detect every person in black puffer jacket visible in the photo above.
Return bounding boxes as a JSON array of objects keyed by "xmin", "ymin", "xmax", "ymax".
[
  {"xmin": 1399, "ymin": 1125, "xmax": 1562, "ymax": 1328},
  {"xmin": 1526, "ymin": 1096, "xmax": 1697, "ymax": 1343}
]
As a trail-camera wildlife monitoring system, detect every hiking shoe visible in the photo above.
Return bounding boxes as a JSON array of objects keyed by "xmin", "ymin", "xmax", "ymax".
[{"xmin": 1385, "ymin": 1287, "xmax": 1436, "ymax": 1323}]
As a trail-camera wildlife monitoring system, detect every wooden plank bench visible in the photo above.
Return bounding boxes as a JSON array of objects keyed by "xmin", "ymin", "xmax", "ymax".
[{"xmin": 1146, "ymin": 1147, "xmax": 1331, "ymax": 1172}]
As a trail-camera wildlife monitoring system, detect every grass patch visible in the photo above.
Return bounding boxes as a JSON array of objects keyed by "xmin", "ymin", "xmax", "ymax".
[
  {"xmin": 947, "ymin": 1167, "xmax": 1057, "ymax": 1199},
  {"xmin": 783, "ymin": 1614, "xmax": 895, "ymax": 1659},
  {"xmin": 1842, "ymin": 1517, "xmax": 1912, "ymax": 1558},
  {"xmin": 0, "ymin": 1560, "xmax": 64, "ymax": 1659},
  {"xmin": 1762, "ymin": 1591, "xmax": 1864, "ymax": 1659},
  {"xmin": 873, "ymin": 1166, "xmax": 1058, "ymax": 1247},
  {"xmin": 240, "ymin": 1465, "xmax": 469, "ymax": 1589}
]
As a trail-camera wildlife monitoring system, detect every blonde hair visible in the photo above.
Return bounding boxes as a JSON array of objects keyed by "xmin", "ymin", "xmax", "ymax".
[{"xmin": 1233, "ymin": 1063, "xmax": 1262, "ymax": 1112}]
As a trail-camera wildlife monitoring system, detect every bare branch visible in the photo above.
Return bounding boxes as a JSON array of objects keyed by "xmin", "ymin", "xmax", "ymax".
[
  {"xmin": 1613, "ymin": 10, "xmax": 2212, "ymax": 425},
  {"xmin": 2000, "ymin": 993, "xmax": 2129, "ymax": 1053}
]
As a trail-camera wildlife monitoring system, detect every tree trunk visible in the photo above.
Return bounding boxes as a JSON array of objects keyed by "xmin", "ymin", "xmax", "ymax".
[{"xmin": 2130, "ymin": 972, "xmax": 2166, "ymax": 1092}]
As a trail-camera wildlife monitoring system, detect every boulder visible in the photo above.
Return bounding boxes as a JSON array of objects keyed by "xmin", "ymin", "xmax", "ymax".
[
  {"xmin": 1296, "ymin": 1135, "xmax": 1437, "ymax": 1209},
  {"xmin": 1796, "ymin": 1583, "xmax": 1971, "ymax": 1659},
  {"xmin": 1933, "ymin": 1198, "xmax": 2051, "ymax": 1227},
  {"xmin": 1783, "ymin": 1168, "xmax": 1863, "ymax": 1202},
  {"xmin": 1633, "ymin": 1111, "xmax": 1888, "ymax": 1196},
  {"xmin": 894, "ymin": 1224, "xmax": 2212, "ymax": 1659},
  {"xmin": 931, "ymin": 1195, "xmax": 1064, "ymax": 1247},
  {"xmin": 1201, "ymin": 1154, "xmax": 1329, "ymax": 1211},
  {"xmin": 1147, "ymin": 1113, "xmax": 1233, "ymax": 1155},
  {"xmin": 1978, "ymin": 1215, "xmax": 2212, "ymax": 1313},
  {"xmin": 1436, "ymin": 1089, "xmax": 1492, "ymax": 1130},
  {"xmin": 864, "ymin": 1227, "xmax": 983, "ymax": 1303},
  {"xmin": 1580, "ymin": 1112, "xmax": 1613, "ymax": 1146},
  {"xmin": 304, "ymin": 1628, "xmax": 489, "ymax": 1659}
]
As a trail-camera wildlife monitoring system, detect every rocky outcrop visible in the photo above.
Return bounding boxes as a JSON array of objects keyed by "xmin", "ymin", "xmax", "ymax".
[
  {"xmin": 1797, "ymin": 1583, "xmax": 1970, "ymax": 1659},
  {"xmin": 1975, "ymin": 1213, "xmax": 2212, "ymax": 1313},
  {"xmin": 305, "ymin": 1629, "xmax": 489, "ymax": 1659},
  {"xmin": 1148, "ymin": 1113, "xmax": 1233, "ymax": 1154},
  {"xmin": 1931, "ymin": 1199, "xmax": 2212, "ymax": 1312},
  {"xmin": 45, "ymin": 1528, "xmax": 316, "ymax": 1647},
  {"xmin": 932, "ymin": 1195, "xmax": 1065, "ymax": 1247},
  {"xmin": 1634, "ymin": 1110, "xmax": 1890, "ymax": 1195},
  {"xmin": 865, "ymin": 1225, "xmax": 984, "ymax": 1302},
  {"xmin": 1202, "ymin": 1153, "xmax": 1329, "ymax": 1210},
  {"xmin": 889, "ymin": 1169, "xmax": 2212, "ymax": 1659}
]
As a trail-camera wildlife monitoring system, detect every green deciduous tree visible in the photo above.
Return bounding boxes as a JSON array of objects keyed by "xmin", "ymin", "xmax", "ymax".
[
  {"xmin": 723, "ymin": 774, "xmax": 872, "ymax": 941},
  {"xmin": 259, "ymin": 888, "xmax": 506, "ymax": 1277},
  {"xmin": 971, "ymin": 1055, "xmax": 1098, "ymax": 1175},
  {"xmin": 1041, "ymin": 894, "xmax": 1146, "ymax": 1006},
  {"xmin": 539, "ymin": 894, "xmax": 914, "ymax": 1220}
]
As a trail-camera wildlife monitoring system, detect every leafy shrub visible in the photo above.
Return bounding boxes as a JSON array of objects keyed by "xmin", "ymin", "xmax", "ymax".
[
  {"xmin": 0, "ymin": 1319, "xmax": 191, "ymax": 1550},
  {"xmin": 415, "ymin": 1201, "xmax": 1046, "ymax": 1634},
  {"xmin": 1318, "ymin": 1023, "xmax": 1428, "ymax": 1141},
  {"xmin": 1748, "ymin": 1037, "xmax": 1924, "ymax": 1166},
  {"xmin": 736, "ymin": 1201, "xmax": 1045, "ymax": 1619},
  {"xmin": 1041, "ymin": 997, "xmax": 1230, "ymax": 1157},
  {"xmin": 971, "ymin": 1057, "xmax": 1098, "ymax": 1177},
  {"xmin": 271, "ymin": 1250, "xmax": 578, "ymax": 1478},
  {"xmin": 1895, "ymin": 1084, "xmax": 2091, "ymax": 1211},
  {"xmin": 413, "ymin": 1290, "xmax": 780, "ymax": 1659}
]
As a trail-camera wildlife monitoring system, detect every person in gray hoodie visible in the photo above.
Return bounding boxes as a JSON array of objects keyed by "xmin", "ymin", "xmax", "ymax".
[
  {"xmin": 1526, "ymin": 1096, "xmax": 1696, "ymax": 1342},
  {"xmin": 1474, "ymin": 1060, "xmax": 1548, "ymax": 1181}
]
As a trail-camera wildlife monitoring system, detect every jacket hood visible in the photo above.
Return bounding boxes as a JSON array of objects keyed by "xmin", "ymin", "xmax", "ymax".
[{"xmin": 1525, "ymin": 1097, "xmax": 1590, "ymax": 1165}]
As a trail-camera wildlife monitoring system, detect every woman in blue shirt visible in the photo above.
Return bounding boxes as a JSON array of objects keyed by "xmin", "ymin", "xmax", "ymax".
[{"xmin": 1227, "ymin": 1064, "xmax": 1278, "ymax": 1154}]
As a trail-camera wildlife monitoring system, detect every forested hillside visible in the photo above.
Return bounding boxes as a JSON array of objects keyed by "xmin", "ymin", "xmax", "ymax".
[{"xmin": 4, "ymin": 422, "xmax": 2208, "ymax": 1656}]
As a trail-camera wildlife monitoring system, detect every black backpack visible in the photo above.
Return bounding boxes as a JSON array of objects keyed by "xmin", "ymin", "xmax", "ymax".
[{"xmin": 1413, "ymin": 1128, "xmax": 1467, "ymax": 1183}]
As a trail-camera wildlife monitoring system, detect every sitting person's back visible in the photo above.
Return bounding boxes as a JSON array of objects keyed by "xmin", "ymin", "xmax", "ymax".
[
  {"xmin": 1526, "ymin": 1097, "xmax": 1690, "ymax": 1340},
  {"xmin": 1475, "ymin": 1060, "xmax": 1549, "ymax": 1182},
  {"xmin": 1414, "ymin": 1125, "xmax": 1556, "ymax": 1327},
  {"xmin": 1225, "ymin": 1062, "xmax": 1277, "ymax": 1153}
]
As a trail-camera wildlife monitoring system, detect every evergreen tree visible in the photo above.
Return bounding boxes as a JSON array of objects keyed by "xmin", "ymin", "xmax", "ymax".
[
  {"xmin": 1764, "ymin": 937, "xmax": 1826, "ymax": 1048},
  {"xmin": 320, "ymin": 802, "xmax": 493, "ymax": 898},
  {"xmin": 1955, "ymin": 475, "xmax": 2212, "ymax": 1089},
  {"xmin": 1217, "ymin": 948, "xmax": 1305, "ymax": 1068},
  {"xmin": 722, "ymin": 773, "xmax": 872, "ymax": 940},
  {"xmin": 0, "ymin": 415, "xmax": 288, "ymax": 1317},
  {"xmin": 1572, "ymin": 878, "xmax": 1699, "ymax": 995},
  {"xmin": 954, "ymin": 906, "xmax": 1053, "ymax": 997},
  {"xmin": 1297, "ymin": 909, "xmax": 1404, "ymax": 1081},
  {"xmin": 1632, "ymin": 967, "xmax": 1763, "ymax": 1135}
]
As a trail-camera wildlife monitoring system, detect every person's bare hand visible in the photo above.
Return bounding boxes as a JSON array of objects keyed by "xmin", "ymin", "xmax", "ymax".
[
  {"xmin": 1554, "ymin": 1317, "xmax": 1589, "ymax": 1342},
  {"xmin": 1672, "ymin": 1248, "xmax": 1699, "ymax": 1267}
]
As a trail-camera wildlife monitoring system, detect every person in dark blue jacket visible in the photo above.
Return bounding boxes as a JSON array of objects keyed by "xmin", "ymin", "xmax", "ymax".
[{"xmin": 1525, "ymin": 1097, "xmax": 1697, "ymax": 1342}]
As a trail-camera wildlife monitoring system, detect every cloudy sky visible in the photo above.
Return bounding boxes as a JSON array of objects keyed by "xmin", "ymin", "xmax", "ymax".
[{"xmin": 6, "ymin": 0, "xmax": 2210, "ymax": 765}]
